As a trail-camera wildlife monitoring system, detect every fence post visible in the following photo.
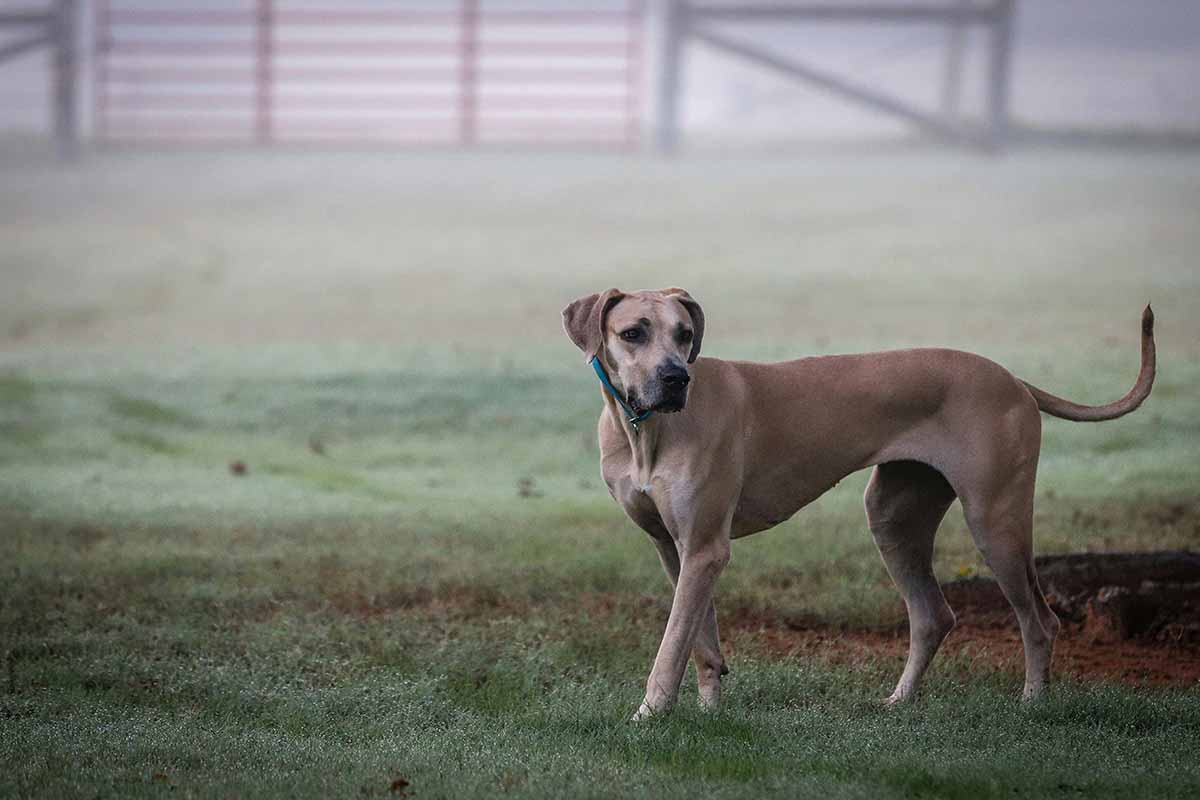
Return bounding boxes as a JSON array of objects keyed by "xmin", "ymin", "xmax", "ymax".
[
  {"xmin": 940, "ymin": 0, "xmax": 968, "ymax": 119},
  {"xmin": 624, "ymin": 0, "xmax": 643, "ymax": 149},
  {"xmin": 655, "ymin": 0, "xmax": 685, "ymax": 153},
  {"xmin": 53, "ymin": 0, "xmax": 78, "ymax": 158},
  {"xmin": 256, "ymin": 0, "xmax": 273, "ymax": 145},
  {"xmin": 986, "ymin": 0, "xmax": 1015, "ymax": 149},
  {"xmin": 92, "ymin": 0, "xmax": 108, "ymax": 145},
  {"xmin": 460, "ymin": 0, "xmax": 479, "ymax": 146}
]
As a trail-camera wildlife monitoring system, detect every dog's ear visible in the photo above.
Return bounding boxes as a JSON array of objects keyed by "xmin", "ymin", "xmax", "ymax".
[
  {"xmin": 663, "ymin": 287, "xmax": 705, "ymax": 363},
  {"xmin": 562, "ymin": 289, "xmax": 625, "ymax": 360}
]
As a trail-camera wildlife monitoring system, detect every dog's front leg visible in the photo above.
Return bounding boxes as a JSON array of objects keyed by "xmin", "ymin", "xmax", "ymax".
[
  {"xmin": 650, "ymin": 536, "xmax": 727, "ymax": 709},
  {"xmin": 634, "ymin": 536, "xmax": 730, "ymax": 721}
]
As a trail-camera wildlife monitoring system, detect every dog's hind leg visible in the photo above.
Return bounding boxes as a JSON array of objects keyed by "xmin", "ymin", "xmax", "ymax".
[
  {"xmin": 865, "ymin": 460, "xmax": 958, "ymax": 705},
  {"xmin": 960, "ymin": 474, "xmax": 1059, "ymax": 701}
]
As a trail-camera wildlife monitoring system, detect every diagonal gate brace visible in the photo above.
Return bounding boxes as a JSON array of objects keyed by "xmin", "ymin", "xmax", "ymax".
[{"xmin": 689, "ymin": 23, "xmax": 992, "ymax": 149}]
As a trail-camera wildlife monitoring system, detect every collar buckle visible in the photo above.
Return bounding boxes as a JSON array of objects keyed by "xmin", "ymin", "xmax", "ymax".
[{"xmin": 590, "ymin": 356, "xmax": 653, "ymax": 431}]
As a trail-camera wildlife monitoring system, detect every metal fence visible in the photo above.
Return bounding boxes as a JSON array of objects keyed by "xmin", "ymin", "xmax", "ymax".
[{"xmin": 93, "ymin": 0, "xmax": 643, "ymax": 147}]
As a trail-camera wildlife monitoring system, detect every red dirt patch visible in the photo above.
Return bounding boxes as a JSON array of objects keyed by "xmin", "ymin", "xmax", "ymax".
[
  {"xmin": 725, "ymin": 605, "xmax": 1200, "ymax": 688},
  {"xmin": 730, "ymin": 552, "xmax": 1200, "ymax": 688}
]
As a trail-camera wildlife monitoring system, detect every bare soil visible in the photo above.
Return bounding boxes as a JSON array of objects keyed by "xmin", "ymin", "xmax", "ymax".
[{"xmin": 726, "ymin": 596, "xmax": 1200, "ymax": 689}]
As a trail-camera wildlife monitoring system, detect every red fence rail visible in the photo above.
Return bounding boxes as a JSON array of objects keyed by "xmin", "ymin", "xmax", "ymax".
[{"xmin": 93, "ymin": 0, "xmax": 643, "ymax": 147}]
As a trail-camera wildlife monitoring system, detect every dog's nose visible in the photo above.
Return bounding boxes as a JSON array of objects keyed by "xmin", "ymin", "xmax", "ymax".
[{"xmin": 660, "ymin": 365, "xmax": 691, "ymax": 389}]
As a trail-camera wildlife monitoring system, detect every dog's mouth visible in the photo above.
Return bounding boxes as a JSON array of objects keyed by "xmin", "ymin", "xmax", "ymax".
[
  {"xmin": 652, "ymin": 394, "xmax": 687, "ymax": 413},
  {"xmin": 629, "ymin": 386, "xmax": 688, "ymax": 415}
]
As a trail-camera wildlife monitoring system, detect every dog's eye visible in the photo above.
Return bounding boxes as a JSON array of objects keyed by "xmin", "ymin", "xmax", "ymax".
[
  {"xmin": 620, "ymin": 328, "xmax": 643, "ymax": 343},
  {"xmin": 677, "ymin": 329, "xmax": 694, "ymax": 344}
]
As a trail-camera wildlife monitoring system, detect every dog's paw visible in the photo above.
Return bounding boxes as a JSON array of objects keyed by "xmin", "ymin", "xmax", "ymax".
[
  {"xmin": 630, "ymin": 702, "xmax": 657, "ymax": 722},
  {"xmin": 1021, "ymin": 685, "xmax": 1049, "ymax": 703}
]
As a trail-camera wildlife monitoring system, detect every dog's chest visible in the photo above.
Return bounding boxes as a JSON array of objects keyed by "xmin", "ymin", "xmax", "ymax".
[
  {"xmin": 600, "ymin": 448, "xmax": 666, "ymax": 532},
  {"xmin": 601, "ymin": 450, "xmax": 651, "ymax": 501}
]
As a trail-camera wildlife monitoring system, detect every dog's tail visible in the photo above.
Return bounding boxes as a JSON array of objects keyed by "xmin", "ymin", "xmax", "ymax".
[{"xmin": 1020, "ymin": 305, "xmax": 1155, "ymax": 422}]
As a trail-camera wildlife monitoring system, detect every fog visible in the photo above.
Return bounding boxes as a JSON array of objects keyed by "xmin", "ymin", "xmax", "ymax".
[{"xmin": 2, "ymin": 0, "xmax": 1199, "ymax": 144}]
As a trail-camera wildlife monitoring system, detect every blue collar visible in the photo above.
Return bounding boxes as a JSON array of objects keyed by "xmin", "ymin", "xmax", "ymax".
[{"xmin": 590, "ymin": 356, "xmax": 653, "ymax": 431}]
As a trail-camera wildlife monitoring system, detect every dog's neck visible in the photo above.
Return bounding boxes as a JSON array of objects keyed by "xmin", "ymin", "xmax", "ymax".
[
  {"xmin": 600, "ymin": 390, "xmax": 662, "ymax": 480},
  {"xmin": 593, "ymin": 351, "xmax": 664, "ymax": 480}
]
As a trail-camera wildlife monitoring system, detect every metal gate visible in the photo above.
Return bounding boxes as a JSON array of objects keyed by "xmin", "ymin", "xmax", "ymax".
[{"xmin": 93, "ymin": 1, "xmax": 643, "ymax": 147}]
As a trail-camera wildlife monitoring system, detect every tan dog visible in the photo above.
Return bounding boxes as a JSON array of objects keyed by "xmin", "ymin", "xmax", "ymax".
[{"xmin": 562, "ymin": 288, "xmax": 1155, "ymax": 719}]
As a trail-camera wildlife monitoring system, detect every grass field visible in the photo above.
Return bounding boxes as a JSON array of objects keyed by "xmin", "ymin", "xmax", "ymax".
[{"xmin": 2, "ymin": 149, "xmax": 1199, "ymax": 798}]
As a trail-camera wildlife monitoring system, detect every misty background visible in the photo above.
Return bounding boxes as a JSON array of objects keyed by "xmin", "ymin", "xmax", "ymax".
[{"xmin": 1, "ymin": 0, "xmax": 1199, "ymax": 144}]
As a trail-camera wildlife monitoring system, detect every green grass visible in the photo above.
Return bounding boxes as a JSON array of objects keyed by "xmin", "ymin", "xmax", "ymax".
[
  {"xmin": 3, "ymin": 548, "xmax": 1199, "ymax": 799},
  {"xmin": 2, "ymin": 150, "xmax": 1200, "ymax": 797}
]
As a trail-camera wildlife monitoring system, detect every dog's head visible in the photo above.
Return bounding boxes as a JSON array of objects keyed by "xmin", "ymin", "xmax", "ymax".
[{"xmin": 562, "ymin": 287, "xmax": 704, "ymax": 415}]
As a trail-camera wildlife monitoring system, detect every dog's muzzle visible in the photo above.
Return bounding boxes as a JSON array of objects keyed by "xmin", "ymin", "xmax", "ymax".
[{"xmin": 652, "ymin": 364, "xmax": 691, "ymax": 412}]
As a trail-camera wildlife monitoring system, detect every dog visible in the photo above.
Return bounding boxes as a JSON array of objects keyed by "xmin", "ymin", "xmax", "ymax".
[{"xmin": 561, "ymin": 287, "xmax": 1155, "ymax": 719}]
